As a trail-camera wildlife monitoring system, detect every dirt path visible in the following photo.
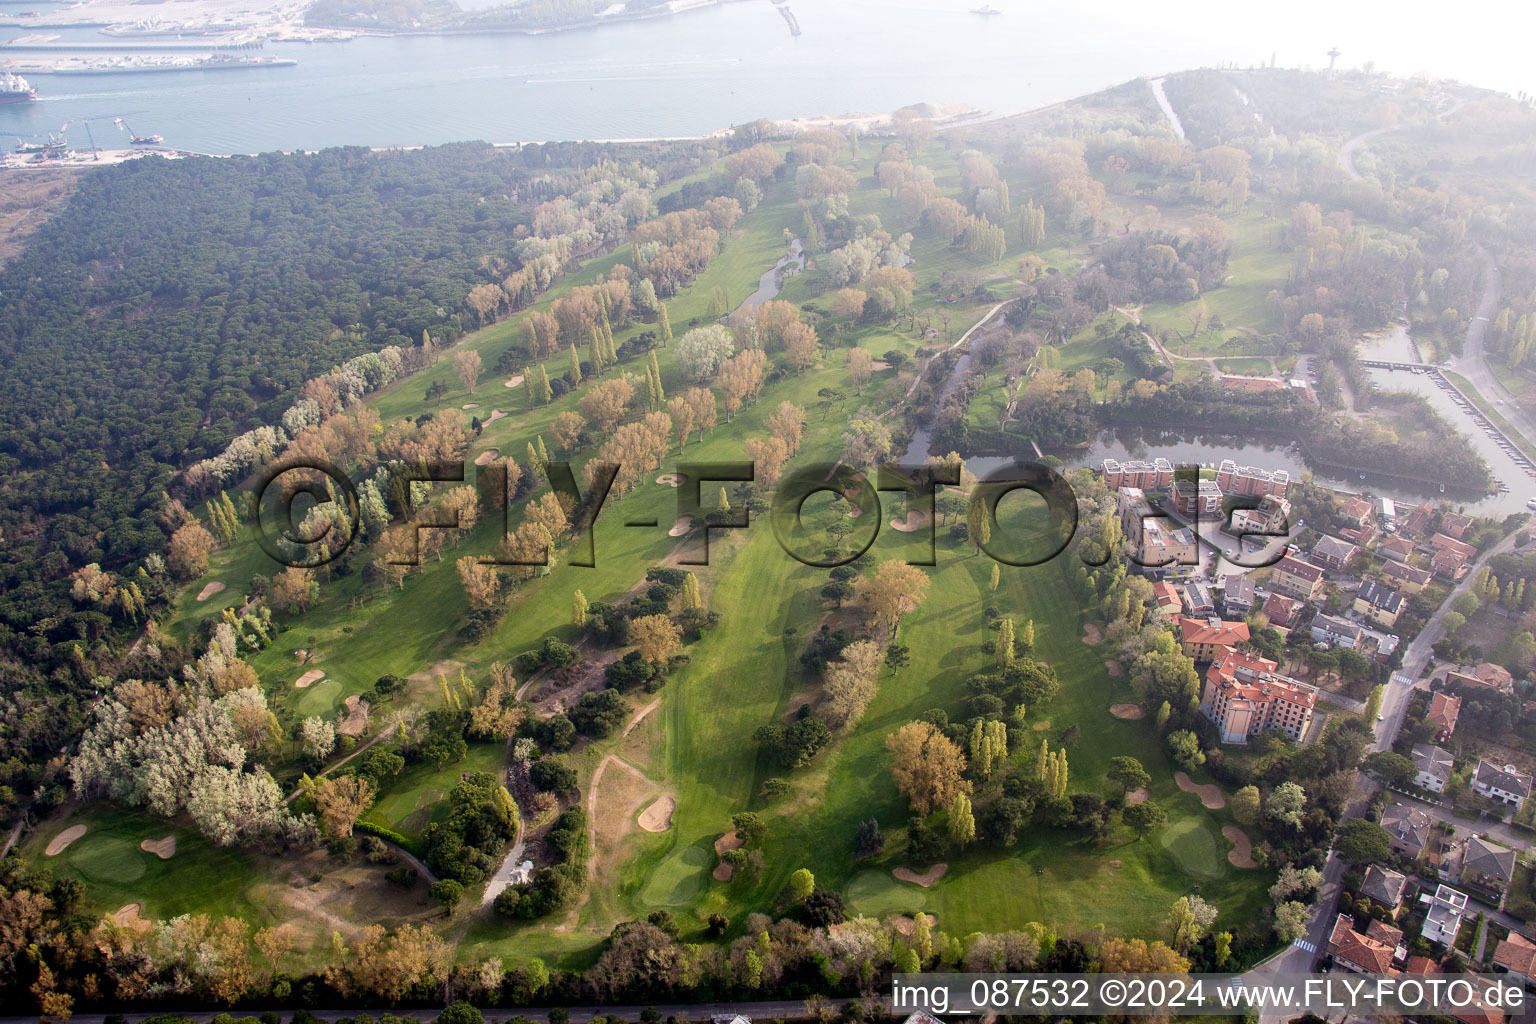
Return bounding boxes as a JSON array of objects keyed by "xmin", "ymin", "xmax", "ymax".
[
  {"xmin": 1174, "ymin": 771, "xmax": 1226, "ymax": 809},
  {"xmin": 623, "ymin": 697, "xmax": 662, "ymax": 737}
]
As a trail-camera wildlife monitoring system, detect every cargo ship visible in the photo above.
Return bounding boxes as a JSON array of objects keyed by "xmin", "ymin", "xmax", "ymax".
[{"xmin": 0, "ymin": 71, "xmax": 37, "ymax": 103}]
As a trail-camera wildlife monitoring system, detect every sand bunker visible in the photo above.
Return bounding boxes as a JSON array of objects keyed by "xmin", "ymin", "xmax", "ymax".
[
  {"xmin": 462, "ymin": 403, "xmax": 480, "ymax": 410},
  {"xmin": 638, "ymin": 796, "xmax": 675, "ymax": 832},
  {"xmin": 196, "ymin": 580, "xmax": 226, "ymax": 601},
  {"xmin": 1109, "ymin": 703, "xmax": 1143, "ymax": 719},
  {"xmin": 1223, "ymin": 826, "xmax": 1256, "ymax": 868},
  {"xmin": 657, "ymin": 473, "xmax": 688, "ymax": 487},
  {"xmin": 1175, "ymin": 771, "xmax": 1226, "ymax": 809},
  {"xmin": 668, "ymin": 515, "xmax": 694, "ymax": 537},
  {"xmin": 503, "ymin": 375, "xmax": 525, "ymax": 388},
  {"xmin": 45, "ymin": 824, "xmax": 86, "ymax": 856},
  {"xmin": 485, "ymin": 409, "xmax": 509, "ymax": 423},
  {"xmin": 712, "ymin": 829, "xmax": 744, "ymax": 881},
  {"xmin": 893, "ymin": 863, "xmax": 948, "ymax": 887},
  {"xmin": 1105, "ymin": 659, "xmax": 1124, "ymax": 677},
  {"xmin": 1125, "ymin": 787, "xmax": 1149, "ymax": 805},
  {"xmin": 1081, "ymin": 623, "xmax": 1103, "ymax": 645},
  {"xmin": 337, "ymin": 695, "xmax": 368, "ymax": 737},
  {"xmin": 890, "ymin": 509, "xmax": 930, "ymax": 533},
  {"xmin": 846, "ymin": 504, "xmax": 864, "ymax": 518},
  {"xmin": 473, "ymin": 448, "xmax": 500, "ymax": 466},
  {"xmin": 294, "ymin": 669, "xmax": 325, "ymax": 689},
  {"xmin": 139, "ymin": 836, "xmax": 176, "ymax": 859},
  {"xmin": 113, "ymin": 903, "xmax": 150, "ymax": 931}
]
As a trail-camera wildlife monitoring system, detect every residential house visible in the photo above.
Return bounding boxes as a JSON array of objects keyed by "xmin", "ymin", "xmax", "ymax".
[
  {"xmin": 1381, "ymin": 558, "xmax": 1431, "ymax": 594},
  {"xmin": 1271, "ymin": 555, "xmax": 1325, "ymax": 600},
  {"xmin": 1228, "ymin": 493, "xmax": 1292, "ymax": 540},
  {"xmin": 1172, "ymin": 477, "xmax": 1224, "ymax": 518},
  {"xmin": 1101, "ymin": 458, "xmax": 1174, "ymax": 490},
  {"xmin": 1493, "ymin": 933, "xmax": 1536, "ymax": 988},
  {"xmin": 1353, "ymin": 579, "xmax": 1406, "ymax": 628},
  {"xmin": 1446, "ymin": 662, "xmax": 1516, "ymax": 695},
  {"xmin": 1440, "ymin": 512, "xmax": 1474, "ymax": 540},
  {"xmin": 1311, "ymin": 613, "xmax": 1361, "ymax": 649},
  {"xmin": 1216, "ymin": 459, "xmax": 1290, "ymax": 497},
  {"xmin": 1222, "ymin": 574, "xmax": 1256, "ymax": 616},
  {"xmin": 1118, "ymin": 488, "xmax": 1198, "ymax": 569},
  {"xmin": 1181, "ymin": 581, "xmax": 1215, "ymax": 616},
  {"xmin": 1431, "ymin": 533, "xmax": 1478, "ymax": 580},
  {"xmin": 1413, "ymin": 743, "xmax": 1454, "ymax": 794},
  {"xmin": 1426, "ymin": 692, "xmax": 1461, "ymax": 742},
  {"xmin": 1402, "ymin": 506, "xmax": 1433, "ymax": 539},
  {"xmin": 1420, "ymin": 884, "xmax": 1470, "ymax": 946},
  {"xmin": 1457, "ymin": 836, "xmax": 1516, "ymax": 906},
  {"xmin": 1471, "ymin": 761, "xmax": 1533, "ymax": 808},
  {"xmin": 1340, "ymin": 496, "xmax": 1376, "ymax": 531},
  {"xmin": 1260, "ymin": 592, "xmax": 1300, "ymax": 630},
  {"xmin": 1178, "ymin": 616, "xmax": 1251, "ymax": 661},
  {"xmin": 1312, "ymin": 534, "xmax": 1359, "ymax": 571},
  {"xmin": 1327, "ymin": 913, "xmax": 1396, "ymax": 973},
  {"xmin": 1360, "ymin": 864, "xmax": 1409, "ymax": 912},
  {"xmin": 1199, "ymin": 648, "xmax": 1316, "ymax": 744},
  {"xmin": 1382, "ymin": 801, "xmax": 1434, "ymax": 860},
  {"xmin": 1432, "ymin": 546, "xmax": 1474, "ymax": 581},
  {"xmin": 1378, "ymin": 534, "xmax": 1415, "ymax": 561},
  {"xmin": 1151, "ymin": 581, "xmax": 1182, "ymax": 614}
]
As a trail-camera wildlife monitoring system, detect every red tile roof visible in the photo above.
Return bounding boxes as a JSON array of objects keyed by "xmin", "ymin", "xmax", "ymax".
[
  {"xmin": 1328, "ymin": 913, "xmax": 1394, "ymax": 973},
  {"xmin": 1428, "ymin": 691, "xmax": 1461, "ymax": 737},
  {"xmin": 1494, "ymin": 933, "xmax": 1536, "ymax": 976},
  {"xmin": 1179, "ymin": 617, "xmax": 1251, "ymax": 648}
]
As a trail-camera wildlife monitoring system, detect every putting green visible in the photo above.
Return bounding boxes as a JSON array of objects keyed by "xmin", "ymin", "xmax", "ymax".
[
  {"xmin": 846, "ymin": 868, "xmax": 928, "ymax": 917},
  {"xmin": 639, "ymin": 841, "xmax": 713, "ymax": 907},
  {"xmin": 67, "ymin": 833, "xmax": 148, "ymax": 885},
  {"xmin": 1158, "ymin": 819, "xmax": 1223, "ymax": 880}
]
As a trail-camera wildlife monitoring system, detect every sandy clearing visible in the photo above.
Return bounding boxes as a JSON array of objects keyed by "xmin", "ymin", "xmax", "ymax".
[
  {"xmin": 1109, "ymin": 702, "xmax": 1143, "ymax": 719},
  {"xmin": 657, "ymin": 472, "xmax": 688, "ymax": 487},
  {"xmin": 139, "ymin": 836, "xmax": 176, "ymax": 859},
  {"xmin": 1175, "ymin": 771, "xmax": 1226, "ymax": 809},
  {"xmin": 889, "ymin": 509, "xmax": 930, "ymax": 533},
  {"xmin": 503, "ymin": 375, "xmax": 525, "ymax": 388},
  {"xmin": 1105, "ymin": 659, "xmax": 1124, "ymax": 677},
  {"xmin": 893, "ymin": 863, "xmax": 948, "ymax": 887},
  {"xmin": 869, "ymin": 360, "xmax": 891, "ymax": 371},
  {"xmin": 473, "ymin": 447, "xmax": 500, "ymax": 466},
  {"xmin": 1031, "ymin": 720, "xmax": 1052, "ymax": 731},
  {"xmin": 196, "ymin": 580, "xmax": 226, "ymax": 601},
  {"xmin": 1081, "ymin": 622, "xmax": 1103, "ymax": 645},
  {"xmin": 294, "ymin": 669, "xmax": 325, "ymax": 688},
  {"xmin": 45, "ymin": 824, "xmax": 86, "ymax": 856},
  {"xmin": 638, "ymin": 796, "xmax": 675, "ymax": 832},
  {"xmin": 668, "ymin": 515, "xmax": 694, "ymax": 537},
  {"xmin": 1223, "ymin": 825, "xmax": 1256, "ymax": 868},
  {"xmin": 1125, "ymin": 787, "xmax": 1148, "ymax": 805}
]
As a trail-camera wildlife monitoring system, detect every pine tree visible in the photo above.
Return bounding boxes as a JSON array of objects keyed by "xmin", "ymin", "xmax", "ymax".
[
  {"xmin": 567, "ymin": 344, "xmax": 583, "ymax": 386},
  {"xmin": 948, "ymin": 793, "xmax": 975, "ymax": 850},
  {"xmin": 573, "ymin": 589, "xmax": 588, "ymax": 628},
  {"xmin": 996, "ymin": 617, "xmax": 1015, "ymax": 670},
  {"xmin": 658, "ymin": 302, "xmax": 672, "ymax": 346}
]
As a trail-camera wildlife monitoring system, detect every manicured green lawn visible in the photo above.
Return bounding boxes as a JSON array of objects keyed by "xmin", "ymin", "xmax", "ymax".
[{"xmin": 365, "ymin": 741, "xmax": 506, "ymax": 842}]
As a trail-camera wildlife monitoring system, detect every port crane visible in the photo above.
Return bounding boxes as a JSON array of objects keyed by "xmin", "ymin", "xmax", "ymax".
[
  {"xmin": 58, "ymin": 118, "xmax": 102, "ymax": 160},
  {"xmin": 113, "ymin": 117, "xmax": 162, "ymax": 146}
]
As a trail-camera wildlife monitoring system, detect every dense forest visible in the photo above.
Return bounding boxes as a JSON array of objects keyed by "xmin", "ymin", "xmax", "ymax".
[{"xmin": 0, "ymin": 139, "xmax": 708, "ymax": 818}]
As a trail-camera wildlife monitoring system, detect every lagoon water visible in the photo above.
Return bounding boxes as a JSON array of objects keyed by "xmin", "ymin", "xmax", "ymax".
[{"xmin": 0, "ymin": 0, "xmax": 1531, "ymax": 155}]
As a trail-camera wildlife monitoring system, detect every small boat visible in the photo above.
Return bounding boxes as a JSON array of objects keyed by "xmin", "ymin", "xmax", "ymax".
[{"xmin": 970, "ymin": 3, "xmax": 1002, "ymax": 13}]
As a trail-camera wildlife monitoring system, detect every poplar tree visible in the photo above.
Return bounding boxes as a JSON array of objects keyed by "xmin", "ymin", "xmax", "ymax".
[
  {"xmin": 573, "ymin": 589, "xmax": 588, "ymax": 628},
  {"xmin": 567, "ymin": 345, "xmax": 582, "ymax": 386},
  {"xmin": 658, "ymin": 302, "xmax": 672, "ymax": 346}
]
